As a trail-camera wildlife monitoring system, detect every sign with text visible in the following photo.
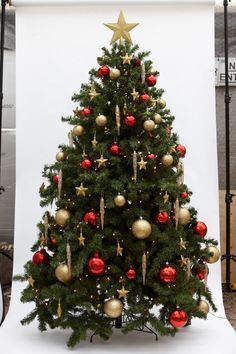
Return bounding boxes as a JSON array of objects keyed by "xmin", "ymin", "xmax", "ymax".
[{"xmin": 215, "ymin": 57, "xmax": 236, "ymax": 86}]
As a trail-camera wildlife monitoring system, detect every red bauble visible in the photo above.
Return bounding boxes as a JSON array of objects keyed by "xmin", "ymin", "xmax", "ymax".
[
  {"xmin": 193, "ymin": 221, "xmax": 207, "ymax": 237},
  {"xmin": 124, "ymin": 115, "xmax": 136, "ymax": 127},
  {"xmin": 192, "ymin": 267, "xmax": 206, "ymax": 280},
  {"xmin": 87, "ymin": 251, "xmax": 105, "ymax": 275},
  {"xmin": 139, "ymin": 92, "xmax": 150, "ymax": 103},
  {"xmin": 126, "ymin": 266, "xmax": 137, "ymax": 280},
  {"xmin": 176, "ymin": 144, "xmax": 186, "ymax": 157},
  {"xmin": 81, "ymin": 107, "xmax": 92, "ymax": 117},
  {"xmin": 132, "ymin": 57, "xmax": 141, "ymax": 67},
  {"xmin": 146, "ymin": 74, "xmax": 157, "ymax": 87},
  {"xmin": 169, "ymin": 309, "xmax": 188, "ymax": 328},
  {"xmin": 147, "ymin": 153, "xmax": 157, "ymax": 159},
  {"xmin": 159, "ymin": 265, "xmax": 177, "ymax": 283},
  {"xmin": 81, "ymin": 159, "xmax": 92, "ymax": 170},
  {"xmin": 155, "ymin": 211, "xmax": 169, "ymax": 224},
  {"xmin": 83, "ymin": 211, "xmax": 98, "ymax": 226},
  {"xmin": 53, "ymin": 175, "xmax": 59, "ymax": 184},
  {"xmin": 181, "ymin": 191, "xmax": 188, "ymax": 199},
  {"xmin": 98, "ymin": 65, "xmax": 110, "ymax": 78},
  {"xmin": 32, "ymin": 249, "xmax": 50, "ymax": 266},
  {"xmin": 108, "ymin": 143, "xmax": 121, "ymax": 156}
]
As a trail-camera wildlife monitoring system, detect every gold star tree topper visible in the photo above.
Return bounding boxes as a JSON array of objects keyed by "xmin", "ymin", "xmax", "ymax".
[{"xmin": 104, "ymin": 11, "xmax": 139, "ymax": 44}]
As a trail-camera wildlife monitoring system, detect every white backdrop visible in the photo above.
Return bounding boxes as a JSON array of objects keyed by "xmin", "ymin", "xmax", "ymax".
[{"xmin": 1, "ymin": 0, "xmax": 236, "ymax": 352}]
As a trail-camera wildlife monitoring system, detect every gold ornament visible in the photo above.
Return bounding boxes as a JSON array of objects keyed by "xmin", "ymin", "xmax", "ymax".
[
  {"xmin": 198, "ymin": 300, "xmax": 209, "ymax": 315},
  {"xmin": 123, "ymin": 103, "xmax": 128, "ymax": 115},
  {"xmin": 133, "ymin": 150, "xmax": 137, "ymax": 183},
  {"xmin": 178, "ymin": 208, "xmax": 191, "ymax": 225},
  {"xmin": 117, "ymin": 286, "xmax": 129, "ymax": 298},
  {"xmin": 39, "ymin": 233, "xmax": 46, "ymax": 246},
  {"xmin": 72, "ymin": 125, "xmax": 84, "ymax": 137},
  {"xmin": 131, "ymin": 88, "xmax": 139, "ymax": 101},
  {"xmin": 154, "ymin": 113, "xmax": 162, "ymax": 124},
  {"xmin": 57, "ymin": 299, "xmax": 62, "ymax": 318},
  {"xmin": 175, "ymin": 198, "xmax": 180, "ymax": 229},
  {"xmin": 104, "ymin": 11, "xmax": 139, "ymax": 44},
  {"xmin": 28, "ymin": 276, "xmax": 35, "ymax": 287},
  {"xmin": 205, "ymin": 246, "xmax": 221, "ymax": 264},
  {"xmin": 177, "ymin": 162, "xmax": 184, "ymax": 185},
  {"xmin": 56, "ymin": 151, "xmax": 66, "ymax": 162},
  {"xmin": 132, "ymin": 218, "xmax": 152, "ymax": 239},
  {"xmin": 96, "ymin": 154, "xmax": 108, "ymax": 168},
  {"xmin": 142, "ymin": 251, "xmax": 147, "ymax": 286},
  {"xmin": 143, "ymin": 119, "xmax": 155, "ymax": 132},
  {"xmin": 68, "ymin": 130, "xmax": 73, "ymax": 148},
  {"xmin": 75, "ymin": 183, "xmax": 88, "ymax": 197},
  {"xmin": 82, "ymin": 147, "xmax": 87, "ymax": 159},
  {"xmin": 109, "ymin": 68, "xmax": 121, "ymax": 80},
  {"xmin": 115, "ymin": 105, "xmax": 121, "ymax": 136},
  {"xmin": 88, "ymin": 85, "xmax": 100, "ymax": 100},
  {"xmin": 158, "ymin": 98, "xmax": 166, "ymax": 109},
  {"xmin": 78, "ymin": 226, "xmax": 85, "ymax": 246},
  {"xmin": 66, "ymin": 242, "xmax": 72, "ymax": 275},
  {"xmin": 100, "ymin": 196, "xmax": 105, "ymax": 230},
  {"xmin": 114, "ymin": 193, "xmax": 126, "ymax": 207},
  {"xmin": 141, "ymin": 64, "xmax": 146, "ymax": 83},
  {"xmin": 55, "ymin": 209, "xmax": 70, "ymax": 227},
  {"xmin": 138, "ymin": 157, "xmax": 148, "ymax": 170},
  {"xmin": 163, "ymin": 191, "xmax": 169, "ymax": 204},
  {"xmin": 95, "ymin": 114, "xmax": 107, "ymax": 127},
  {"xmin": 179, "ymin": 237, "xmax": 187, "ymax": 250},
  {"xmin": 58, "ymin": 169, "xmax": 63, "ymax": 200},
  {"xmin": 179, "ymin": 255, "xmax": 189, "ymax": 268},
  {"xmin": 116, "ymin": 239, "xmax": 123, "ymax": 256},
  {"xmin": 73, "ymin": 107, "xmax": 80, "ymax": 117},
  {"xmin": 55, "ymin": 263, "xmax": 72, "ymax": 283},
  {"xmin": 39, "ymin": 182, "xmax": 45, "ymax": 194},
  {"xmin": 121, "ymin": 53, "xmax": 132, "ymax": 64},
  {"xmin": 91, "ymin": 132, "xmax": 98, "ymax": 149},
  {"xmin": 43, "ymin": 212, "xmax": 49, "ymax": 242},
  {"xmin": 161, "ymin": 154, "xmax": 173, "ymax": 166},
  {"xmin": 103, "ymin": 298, "xmax": 123, "ymax": 318}
]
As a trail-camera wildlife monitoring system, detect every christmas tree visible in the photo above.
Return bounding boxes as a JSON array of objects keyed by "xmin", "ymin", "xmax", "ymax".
[{"xmin": 16, "ymin": 11, "xmax": 220, "ymax": 347}]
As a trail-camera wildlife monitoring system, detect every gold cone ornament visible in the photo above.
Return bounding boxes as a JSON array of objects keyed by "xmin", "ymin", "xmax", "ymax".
[
  {"xmin": 43, "ymin": 213, "xmax": 49, "ymax": 242},
  {"xmin": 142, "ymin": 251, "xmax": 147, "ymax": 285},
  {"xmin": 103, "ymin": 298, "xmax": 123, "ymax": 318},
  {"xmin": 132, "ymin": 218, "xmax": 152, "ymax": 239},
  {"xmin": 115, "ymin": 105, "xmax": 121, "ymax": 135},
  {"xmin": 58, "ymin": 169, "xmax": 63, "ymax": 200},
  {"xmin": 133, "ymin": 150, "xmax": 137, "ymax": 183},
  {"xmin": 55, "ymin": 209, "xmax": 70, "ymax": 227},
  {"xmin": 100, "ymin": 196, "xmax": 105, "ymax": 230}
]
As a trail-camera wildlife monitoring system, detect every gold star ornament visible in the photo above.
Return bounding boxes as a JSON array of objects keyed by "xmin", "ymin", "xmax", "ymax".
[
  {"xmin": 28, "ymin": 276, "xmax": 35, "ymax": 287},
  {"xmin": 96, "ymin": 154, "xmax": 108, "ymax": 168},
  {"xmin": 138, "ymin": 157, "xmax": 147, "ymax": 170},
  {"xmin": 104, "ymin": 11, "xmax": 139, "ymax": 44},
  {"xmin": 116, "ymin": 240, "xmax": 123, "ymax": 256},
  {"xmin": 75, "ymin": 183, "xmax": 88, "ymax": 197},
  {"xmin": 178, "ymin": 237, "xmax": 187, "ymax": 250},
  {"xmin": 121, "ymin": 53, "xmax": 132, "ymax": 64},
  {"xmin": 131, "ymin": 88, "xmax": 139, "ymax": 101},
  {"xmin": 179, "ymin": 255, "xmax": 189, "ymax": 268},
  {"xmin": 88, "ymin": 86, "xmax": 101, "ymax": 100},
  {"xmin": 117, "ymin": 285, "xmax": 130, "ymax": 298}
]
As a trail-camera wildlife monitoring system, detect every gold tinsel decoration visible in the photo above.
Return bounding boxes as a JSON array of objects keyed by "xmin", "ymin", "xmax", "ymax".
[
  {"xmin": 142, "ymin": 251, "xmax": 147, "ymax": 286},
  {"xmin": 58, "ymin": 169, "xmax": 63, "ymax": 200},
  {"xmin": 115, "ymin": 105, "xmax": 121, "ymax": 136},
  {"xmin": 133, "ymin": 150, "xmax": 137, "ymax": 183},
  {"xmin": 57, "ymin": 299, "xmax": 62, "ymax": 318},
  {"xmin": 175, "ymin": 197, "xmax": 180, "ymax": 229},
  {"xmin": 100, "ymin": 196, "xmax": 105, "ymax": 230}
]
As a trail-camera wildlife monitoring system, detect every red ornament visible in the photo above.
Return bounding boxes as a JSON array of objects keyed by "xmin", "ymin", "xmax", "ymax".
[
  {"xmin": 132, "ymin": 57, "xmax": 141, "ymax": 67},
  {"xmin": 81, "ymin": 159, "xmax": 92, "ymax": 170},
  {"xmin": 147, "ymin": 153, "xmax": 157, "ymax": 160},
  {"xmin": 53, "ymin": 175, "xmax": 59, "ymax": 184},
  {"xmin": 146, "ymin": 74, "xmax": 157, "ymax": 87},
  {"xmin": 81, "ymin": 107, "xmax": 92, "ymax": 117},
  {"xmin": 126, "ymin": 266, "xmax": 137, "ymax": 280},
  {"xmin": 192, "ymin": 267, "xmax": 206, "ymax": 281},
  {"xmin": 176, "ymin": 144, "xmax": 186, "ymax": 157},
  {"xmin": 193, "ymin": 221, "xmax": 207, "ymax": 237},
  {"xmin": 124, "ymin": 115, "xmax": 136, "ymax": 127},
  {"xmin": 181, "ymin": 191, "xmax": 188, "ymax": 199},
  {"xmin": 87, "ymin": 251, "xmax": 105, "ymax": 275},
  {"xmin": 159, "ymin": 265, "xmax": 177, "ymax": 283},
  {"xmin": 169, "ymin": 309, "xmax": 188, "ymax": 328},
  {"xmin": 32, "ymin": 249, "xmax": 50, "ymax": 266},
  {"xmin": 108, "ymin": 143, "xmax": 121, "ymax": 156},
  {"xmin": 83, "ymin": 210, "xmax": 98, "ymax": 226},
  {"xmin": 155, "ymin": 211, "xmax": 169, "ymax": 224},
  {"xmin": 98, "ymin": 65, "xmax": 110, "ymax": 78},
  {"xmin": 166, "ymin": 127, "xmax": 172, "ymax": 137},
  {"xmin": 139, "ymin": 92, "xmax": 150, "ymax": 103}
]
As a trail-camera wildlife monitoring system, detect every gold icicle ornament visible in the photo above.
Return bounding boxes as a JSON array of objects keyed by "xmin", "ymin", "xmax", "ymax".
[
  {"xmin": 186, "ymin": 258, "xmax": 191, "ymax": 280},
  {"xmin": 133, "ymin": 150, "xmax": 137, "ymax": 183},
  {"xmin": 66, "ymin": 242, "xmax": 72, "ymax": 275},
  {"xmin": 100, "ymin": 196, "xmax": 105, "ymax": 230},
  {"xmin": 141, "ymin": 64, "xmax": 146, "ymax": 83},
  {"xmin": 68, "ymin": 130, "xmax": 74, "ymax": 148},
  {"xmin": 43, "ymin": 212, "xmax": 49, "ymax": 242},
  {"xmin": 177, "ymin": 162, "xmax": 184, "ymax": 185},
  {"xmin": 142, "ymin": 251, "xmax": 147, "ymax": 286},
  {"xmin": 58, "ymin": 169, "xmax": 63, "ymax": 200},
  {"xmin": 57, "ymin": 299, "xmax": 62, "ymax": 318},
  {"xmin": 115, "ymin": 105, "xmax": 121, "ymax": 136},
  {"xmin": 91, "ymin": 132, "xmax": 98, "ymax": 149},
  {"xmin": 175, "ymin": 197, "xmax": 180, "ymax": 229},
  {"xmin": 123, "ymin": 103, "xmax": 128, "ymax": 115}
]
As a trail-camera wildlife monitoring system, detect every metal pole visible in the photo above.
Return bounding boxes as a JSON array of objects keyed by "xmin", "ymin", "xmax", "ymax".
[{"xmin": 0, "ymin": 0, "xmax": 9, "ymax": 195}]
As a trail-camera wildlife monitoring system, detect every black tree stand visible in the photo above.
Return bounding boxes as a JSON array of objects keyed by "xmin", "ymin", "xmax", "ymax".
[
  {"xmin": 221, "ymin": 0, "xmax": 236, "ymax": 292},
  {"xmin": 90, "ymin": 315, "xmax": 158, "ymax": 342}
]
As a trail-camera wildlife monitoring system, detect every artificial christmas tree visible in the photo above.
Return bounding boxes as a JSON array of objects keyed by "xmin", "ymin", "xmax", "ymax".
[{"xmin": 16, "ymin": 11, "xmax": 220, "ymax": 347}]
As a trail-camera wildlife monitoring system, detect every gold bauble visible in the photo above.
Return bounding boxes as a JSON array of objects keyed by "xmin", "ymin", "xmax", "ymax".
[
  {"xmin": 161, "ymin": 154, "xmax": 173, "ymax": 166},
  {"xmin": 143, "ymin": 119, "xmax": 155, "ymax": 132},
  {"xmin": 55, "ymin": 209, "xmax": 71, "ymax": 227},
  {"xmin": 178, "ymin": 208, "xmax": 191, "ymax": 225},
  {"xmin": 95, "ymin": 114, "xmax": 107, "ymax": 127},
  {"xmin": 55, "ymin": 263, "xmax": 72, "ymax": 283},
  {"xmin": 114, "ymin": 194, "xmax": 126, "ymax": 207},
  {"xmin": 103, "ymin": 298, "xmax": 123, "ymax": 318},
  {"xmin": 56, "ymin": 151, "xmax": 66, "ymax": 162},
  {"xmin": 158, "ymin": 98, "xmax": 166, "ymax": 109},
  {"xmin": 132, "ymin": 219, "xmax": 152, "ymax": 239},
  {"xmin": 205, "ymin": 246, "xmax": 221, "ymax": 264},
  {"xmin": 154, "ymin": 113, "xmax": 162, "ymax": 124},
  {"xmin": 72, "ymin": 125, "xmax": 84, "ymax": 137},
  {"xmin": 198, "ymin": 300, "xmax": 209, "ymax": 315},
  {"xmin": 109, "ymin": 68, "xmax": 121, "ymax": 80}
]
